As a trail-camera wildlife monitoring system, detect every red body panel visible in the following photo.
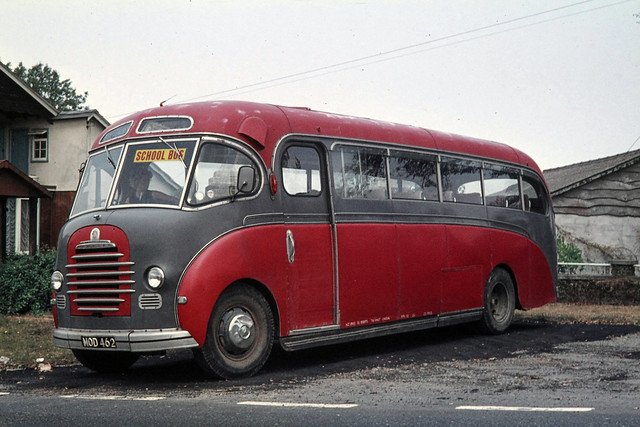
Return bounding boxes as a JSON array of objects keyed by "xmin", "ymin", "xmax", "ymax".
[
  {"xmin": 177, "ymin": 224, "xmax": 336, "ymax": 345},
  {"xmin": 442, "ymin": 225, "xmax": 491, "ymax": 312},
  {"xmin": 395, "ymin": 224, "xmax": 444, "ymax": 319},
  {"xmin": 284, "ymin": 224, "xmax": 335, "ymax": 330},
  {"xmin": 337, "ymin": 224, "xmax": 399, "ymax": 327},
  {"xmin": 491, "ymin": 229, "xmax": 555, "ymax": 309},
  {"xmin": 177, "ymin": 225, "xmax": 288, "ymax": 346}
]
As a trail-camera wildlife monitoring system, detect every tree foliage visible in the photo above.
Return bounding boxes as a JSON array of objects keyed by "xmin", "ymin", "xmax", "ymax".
[{"xmin": 7, "ymin": 61, "xmax": 88, "ymax": 111}]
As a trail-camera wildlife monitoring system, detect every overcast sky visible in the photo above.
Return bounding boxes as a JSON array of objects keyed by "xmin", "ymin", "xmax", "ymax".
[{"xmin": 1, "ymin": 0, "xmax": 639, "ymax": 170}]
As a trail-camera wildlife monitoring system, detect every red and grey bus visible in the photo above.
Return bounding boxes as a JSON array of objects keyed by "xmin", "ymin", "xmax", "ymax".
[{"xmin": 51, "ymin": 101, "xmax": 556, "ymax": 378}]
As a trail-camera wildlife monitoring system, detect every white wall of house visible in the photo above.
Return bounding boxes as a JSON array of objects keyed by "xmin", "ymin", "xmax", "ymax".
[
  {"xmin": 556, "ymin": 214, "xmax": 640, "ymax": 263},
  {"xmin": 8, "ymin": 115, "xmax": 103, "ymax": 191},
  {"xmin": 31, "ymin": 117, "xmax": 101, "ymax": 191}
]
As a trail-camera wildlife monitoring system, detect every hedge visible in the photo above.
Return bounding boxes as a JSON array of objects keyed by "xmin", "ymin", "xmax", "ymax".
[
  {"xmin": 557, "ymin": 277, "xmax": 640, "ymax": 305},
  {"xmin": 0, "ymin": 249, "xmax": 56, "ymax": 315}
]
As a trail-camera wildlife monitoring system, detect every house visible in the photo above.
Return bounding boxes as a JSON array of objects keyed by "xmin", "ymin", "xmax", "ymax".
[
  {"xmin": 544, "ymin": 148, "xmax": 640, "ymax": 264},
  {"xmin": 0, "ymin": 61, "xmax": 108, "ymax": 259}
]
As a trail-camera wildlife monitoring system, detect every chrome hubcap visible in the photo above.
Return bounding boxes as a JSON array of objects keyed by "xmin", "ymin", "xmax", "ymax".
[{"xmin": 219, "ymin": 308, "xmax": 255, "ymax": 354}]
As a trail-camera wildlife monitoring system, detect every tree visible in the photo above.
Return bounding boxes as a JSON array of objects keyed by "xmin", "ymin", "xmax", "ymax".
[{"xmin": 7, "ymin": 61, "xmax": 88, "ymax": 111}]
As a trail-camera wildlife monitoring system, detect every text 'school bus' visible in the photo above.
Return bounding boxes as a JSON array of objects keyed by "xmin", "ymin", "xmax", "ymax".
[{"xmin": 51, "ymin": 101, "xmax": 557, "ymax": 379}]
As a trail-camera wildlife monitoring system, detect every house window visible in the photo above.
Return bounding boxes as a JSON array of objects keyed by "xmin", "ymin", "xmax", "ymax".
[{"xmin": 30, "ymin": 129, "xmax": 48, "ymax": 162}]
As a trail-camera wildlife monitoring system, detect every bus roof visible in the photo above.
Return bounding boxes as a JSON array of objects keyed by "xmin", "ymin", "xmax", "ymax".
[{"xmin": 92, "ymin": 100, "xmax": 542, "ymax": 175}]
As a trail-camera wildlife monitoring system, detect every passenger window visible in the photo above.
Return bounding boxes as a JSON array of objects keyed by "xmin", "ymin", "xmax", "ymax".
[
  {"xmin": 522, "ymin": 173, "xmax": 548, "ymax": 214},
  {"xmin": 440, "ymin": 157, "xmax": 482, "ymax": 204},
  {"xmin": 282, "ymin": 146, "xmax": 322, "ymax": 196},
  {"xmin": 187, "ymin": 143, "xmax": 257, "ymax": 205},
  {"xmin": 484, "ymin": 165, "xmax": 521, "ymax": 209},
  {"xmin": 389, "ymin": 151, "xmax": 438, "ymax": 201},
  {"xmin": 332, "ymin": 146, "xmax": 388, "ymax": 199}
]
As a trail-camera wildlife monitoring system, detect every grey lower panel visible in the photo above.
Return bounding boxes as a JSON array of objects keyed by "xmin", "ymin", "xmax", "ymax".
[
  {"xmin": 53, "ymin": 328, "xmax": 199, "ymax": 352},
  {"xmin": 280, "ymin": 309, "xmax": 483, "ymax": 351}
]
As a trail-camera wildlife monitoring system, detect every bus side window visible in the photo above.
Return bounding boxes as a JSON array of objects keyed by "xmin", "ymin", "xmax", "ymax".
[
  {"xmin": 332, "ymin": 146, "xmax": 388, "ymax": 199},
  {"xmin": 483, "ymin": 165, "xmax": 520, "ymax": 209},
  {"xmin": 187, "ymin": 143, "xmax": 257, "ymax": 206},
  {"xmin": 440, "ymin": 157, "xmax": 482, "ymax": 205},
  {"xmin": 389, "ymin": 151, "xmax": 438, "ymax": 201},
  {"xmin": 281, "ymin": 146, "xmax": 322, "ymax": 196},
  {"xmin": 522, "ymin": 173, "xmax": 548, "ymax": 214}
]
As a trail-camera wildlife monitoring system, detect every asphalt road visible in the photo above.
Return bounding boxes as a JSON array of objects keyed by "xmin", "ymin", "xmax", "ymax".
[{"xmin": 1, "ymin": 320, "xmax": 639, "ymax": 426}]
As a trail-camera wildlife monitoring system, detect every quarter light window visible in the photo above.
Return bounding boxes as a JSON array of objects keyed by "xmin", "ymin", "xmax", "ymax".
[
  {"xmin": 522, "ymin": 173, "xmax": 548, "ymax": 214},
  {"xmin": 187, "ymin": 143, "xmax": 258, "ymax": 206}
]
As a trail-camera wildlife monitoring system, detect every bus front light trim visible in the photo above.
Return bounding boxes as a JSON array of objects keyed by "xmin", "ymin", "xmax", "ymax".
[{"xmin": 146, "ymin": 267, "xmax": 165, "ymax": 290}]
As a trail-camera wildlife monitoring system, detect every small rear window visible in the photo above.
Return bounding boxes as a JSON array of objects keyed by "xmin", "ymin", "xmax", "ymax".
[
  {"xmin": 100, "ymin": 121, "xmax": 132, "ymax": 144},
  {"xmin": 137, "ymin": 116, "xmax": 193, "ymax": 133}
]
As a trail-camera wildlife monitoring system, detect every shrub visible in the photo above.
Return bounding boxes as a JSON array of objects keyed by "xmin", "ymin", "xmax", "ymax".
[
  {"xmin": 0, "ymin": 248, "xmax": 56, "ymax": 315},
  {"xmin": 557, "ymin": 233, "xmax": 583, "ymax": 263}
]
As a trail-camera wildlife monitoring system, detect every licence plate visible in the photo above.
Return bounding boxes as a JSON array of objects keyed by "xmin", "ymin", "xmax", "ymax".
[{"xmin": 81, "ymin": 336, "xmax": 117, "ymax": 349}]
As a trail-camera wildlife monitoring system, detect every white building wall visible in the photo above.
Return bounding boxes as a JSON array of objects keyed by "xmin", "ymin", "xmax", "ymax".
[{"xmin": 556, "ymin": 214, "xmax": 640, "ymax": 263}]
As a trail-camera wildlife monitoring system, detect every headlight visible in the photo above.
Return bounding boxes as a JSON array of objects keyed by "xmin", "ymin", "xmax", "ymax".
[
  {"xmin": 146, "ymin": 267, "xmax": 165, "ymax": 290},
  {"xmin": 51, "ymin": 271, "xmax": 64, "ymax": 291}
]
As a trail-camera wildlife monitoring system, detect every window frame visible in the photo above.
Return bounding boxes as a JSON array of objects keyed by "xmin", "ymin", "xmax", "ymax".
[
  {"xmin": 281, "ymin": 144, "xmax": 324, "ymax": 197},
  {"xmin": 184, "ymin": 138, "xmax": 263, "ymax": 208},
  {"xmin": 29, "ymin": 129, "xmax": 48, "ymax": 162}
]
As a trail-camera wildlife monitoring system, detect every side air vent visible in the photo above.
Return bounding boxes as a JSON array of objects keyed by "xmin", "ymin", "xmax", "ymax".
[
  {"xmin": 56, "ymin": 295, "xmax": 67, "ymax": 310},
  {"xmin": 139, "ymin": 294, "xmax": 162, "ymax": 310}
]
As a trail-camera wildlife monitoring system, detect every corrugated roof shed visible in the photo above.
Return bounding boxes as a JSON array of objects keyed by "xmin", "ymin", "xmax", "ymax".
[{"xmin": 544, "ymin": 148, "xmax": 640, "ymax": 196}]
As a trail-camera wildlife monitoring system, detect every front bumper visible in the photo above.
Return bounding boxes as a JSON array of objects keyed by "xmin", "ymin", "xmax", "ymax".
[{"xmin": 53, "ymin": 328, "xmax": 199, "ymax": 352}]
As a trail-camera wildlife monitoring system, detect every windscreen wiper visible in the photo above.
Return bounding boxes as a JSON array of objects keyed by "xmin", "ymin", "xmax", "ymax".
[
  {"xmin": 159, "ymin": 136, "xmax": 187, "ymax": 169},
  {"xmin": 104, "ymin": 145, "xmax": 116, "ymax": 169}
]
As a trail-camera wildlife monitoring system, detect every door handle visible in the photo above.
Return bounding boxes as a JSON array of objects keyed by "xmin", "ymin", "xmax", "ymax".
[{"xmin": 286, "ymin": 229, "xmax": 295, "ymax": 264}]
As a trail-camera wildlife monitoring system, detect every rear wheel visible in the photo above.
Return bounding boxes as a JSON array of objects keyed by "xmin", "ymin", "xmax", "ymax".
[
  {"xmin": 72, "ymin": 349, "xmax": 139, "ymax": 373},
  {"xmin": 194, "ymin": 284, "xmax": 274, "ymax": 379},
  {"xmin": 480, "ymin": 268, "xmax": 516, "ymax": 334}
]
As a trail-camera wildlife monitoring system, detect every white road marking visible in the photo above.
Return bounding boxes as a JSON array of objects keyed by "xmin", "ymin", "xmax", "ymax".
[
  {"xmin": 238, "ymin": 401, "xmax": 358, "ymax": 409},
  {"xmin": 457, "ymin": 405, "xmax": 594, "ymax": 412},
  {"xmin": 62, "ymin": 394, "xmax": 164, "ymax": 401},
  {"xmin": 0, "ymin": 392, "xmax": 10, "ymax": 396}
]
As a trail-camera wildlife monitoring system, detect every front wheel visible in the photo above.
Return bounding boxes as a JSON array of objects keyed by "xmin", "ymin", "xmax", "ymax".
[
  {"xmin": 194, "ymin": 284, "xmax": 274, "ymax": 379},
  {"xmin": 480, "ymin": 268, "xmax": 516, "ymax": 334}
]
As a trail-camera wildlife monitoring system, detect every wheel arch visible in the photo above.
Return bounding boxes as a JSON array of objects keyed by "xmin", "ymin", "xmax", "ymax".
[
  {"xmin": 491, "ymin": 263, "xmax": 522, "ymax": 310},
  {"xmin": 225, "ymin": 278, "xmax": 281, "ymax": 342}
]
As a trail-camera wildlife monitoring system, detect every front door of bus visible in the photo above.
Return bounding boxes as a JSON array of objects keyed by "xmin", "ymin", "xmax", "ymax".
[{"xmin": 279, "ymin": 142, "xmax": 335, "ymax": 332}]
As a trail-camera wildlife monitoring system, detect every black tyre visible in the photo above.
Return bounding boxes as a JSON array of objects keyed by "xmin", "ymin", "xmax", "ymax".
[
  {"xmin": 194, "ymin": 284, "xmax": 274, "ymax": 379},
  {"xmin": 480, "ymin": 268, "xmax": 516, "ymax": 334},
  {"xmin": 72, "ymin": 349, "xmax": 139, "ymax": 373}
]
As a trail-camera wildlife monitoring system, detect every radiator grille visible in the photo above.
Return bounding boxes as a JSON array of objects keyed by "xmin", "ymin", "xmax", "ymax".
[{"xmin": 67, "ymin": 230, "xmax": 134, "ymax": 316}]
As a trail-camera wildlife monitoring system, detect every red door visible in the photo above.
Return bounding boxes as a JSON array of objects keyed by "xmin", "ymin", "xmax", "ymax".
[{"xmin": 279, "ymin": 143, "xmax": 336, "ymax": 332}]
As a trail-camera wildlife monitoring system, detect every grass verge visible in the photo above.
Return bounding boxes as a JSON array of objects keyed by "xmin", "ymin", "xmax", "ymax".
[
  {"xmin": 0, "ymin": 314, "xmax": 76, "ymax": 371},
  {"xmin": 515, "ymin": 302, "xmax": 640, "ymax": 325},
  {"xmin": 1, "ymin": 304, "xmax": 639, "ymax": 371}
]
